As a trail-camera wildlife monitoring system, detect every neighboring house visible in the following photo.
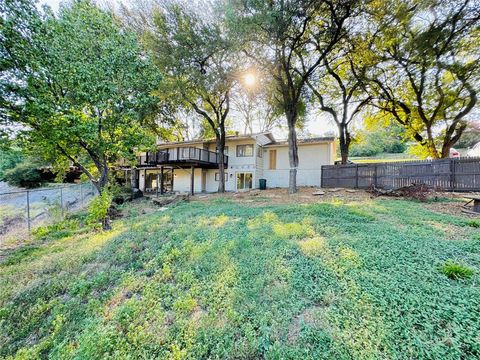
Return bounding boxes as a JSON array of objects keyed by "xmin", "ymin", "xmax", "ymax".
[{"xmin": 127, "ymin": 132, "xmax": 335, "ymax": 194}]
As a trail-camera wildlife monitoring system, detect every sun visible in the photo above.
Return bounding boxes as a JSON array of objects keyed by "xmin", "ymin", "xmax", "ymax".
[{"xmin": 244, "ymin": 73, "xmax": 256, "ymax": 87}]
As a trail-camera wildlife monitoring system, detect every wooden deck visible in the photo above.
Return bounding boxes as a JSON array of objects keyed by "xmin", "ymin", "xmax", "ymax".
[{"xmin": 137, "ymin": 147, "xmax": 228, "ymax": 169}]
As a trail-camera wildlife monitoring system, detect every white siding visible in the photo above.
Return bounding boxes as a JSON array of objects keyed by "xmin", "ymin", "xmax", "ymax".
[
  {"xmin": 172, "ymin": 168, "xmax": 203, "ymax": 193},
  {"xmin": 263, "ymin": 143, "xmax": 332, "ymax": 188},
  {"xmin": 211, "ymin": 139, "xmax": 258, "ymax": 191}
]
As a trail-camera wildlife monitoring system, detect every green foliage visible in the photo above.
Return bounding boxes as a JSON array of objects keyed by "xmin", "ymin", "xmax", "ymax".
[
  {"xmin": 456, "ymin": 127, "xmax": 480, "ymax": 149},
  {"xmin": 2, "ymin": 0, "xmax": 160, "ymax": 192},
  {"xmin": 3, "ymin": 158, "xmax": 46, "ymax": 188},
  {"xmin": 350, "ymin": 124, "xmax": 407, "ymax": 157},
  {"xmin": 366, "ymin": 0, "xmax": 479, "ymax": 158},
  {"xmin": 466, "ymin": 220, "xmax": 480, "ymax": 228},
  {"xmin": 441, "ymin": 261, "xmax": 474, "ymax": 280},
  {"xmin": 1, "ymin": 198, "xmax": 479, "ymax": 359},
  {"xmin": 0, "ymin": 147, "xmax": 23, "ymax": 181},
  {"xmin": 87, "ymin": 191, "xmax": 113, "ymax": 228},
  {"xmin": 33, "ymin": 218, "xmax": 81, "ymax": 240}
]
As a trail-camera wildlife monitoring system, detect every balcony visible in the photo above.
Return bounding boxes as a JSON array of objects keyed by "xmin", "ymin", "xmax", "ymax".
[{"xmin": 137, "ymin": 147, "xmax": 228, "ymax": 169}]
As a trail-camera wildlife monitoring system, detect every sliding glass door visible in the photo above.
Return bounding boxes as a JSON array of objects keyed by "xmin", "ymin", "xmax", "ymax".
[{"xmin": 236, "ymin": 172, "xmax": 253, "ymax": 191}]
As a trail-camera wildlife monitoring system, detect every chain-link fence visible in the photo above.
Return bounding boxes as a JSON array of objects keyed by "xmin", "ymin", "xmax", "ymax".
[{"xmin": 0, "ymin": 183, "xmax": 98, "ymax": 245}]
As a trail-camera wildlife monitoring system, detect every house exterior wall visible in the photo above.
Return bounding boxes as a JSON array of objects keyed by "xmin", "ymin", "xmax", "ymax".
[
  {"xmin": 262, "ymin": 143, "xmax": 332, "ymax": 188},
  {"xmin": 172, "ymin": 168, "xmax": 203, "ymax": 193},
  {"xmin": 136, "ymin": 136, "xmax": 334, "ymax": 193},
  {"xmin": 209, "ymin": 139, "xmax": 259, "ymax": 191}
]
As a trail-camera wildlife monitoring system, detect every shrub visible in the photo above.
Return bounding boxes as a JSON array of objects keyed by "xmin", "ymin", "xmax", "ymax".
[
  {"xmin": 441, "ymin": 261, "xmax": 474, "ymax": 280},
  {"xmin": 0, "ymin": 147, "xmax": 23, "ymax": 181},
  {"xmin": 33, "ymin": 218, "xmax": 80, "ymax": 240},
  {"xmin": 87, "ymin": 190, "xmax": 113, "ymax": 229},
  {"xmin": 4, "ymin": 160, "xmax": 45, "ymax": 188},
  {"xmin": 466, "ymin": 220, "xmax": 480, "ymax": 228}
]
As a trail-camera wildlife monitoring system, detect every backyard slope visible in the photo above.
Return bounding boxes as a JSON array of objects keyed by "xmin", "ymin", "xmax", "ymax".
[{"xmin": 1, "ymin": 196, "xmax": 479, "ymax": 359}]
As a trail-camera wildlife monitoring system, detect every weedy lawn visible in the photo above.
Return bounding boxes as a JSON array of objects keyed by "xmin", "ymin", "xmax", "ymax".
[{"xmin": 1, "ymin": 197, "xmax": 479, "ymax": 359}]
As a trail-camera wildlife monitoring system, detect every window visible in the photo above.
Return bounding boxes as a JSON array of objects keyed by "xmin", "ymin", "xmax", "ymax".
[
  {"xmin": 215, "ymin": 172, "xmax": 228, "ymax": 181},
  {"xmin": 269, "ymin": 150, "xmax": 277, "ymax": 170},
  {"xmin": 216, "ymin": 146, "xmax": 228, "ymax": 155},
  {"xmin": 236, "ymin": 144, "xmax": 254, "ymax": 157},
  {"xmin": 257, "ymin": 145, "xmax": 263, "ymax": 157}
]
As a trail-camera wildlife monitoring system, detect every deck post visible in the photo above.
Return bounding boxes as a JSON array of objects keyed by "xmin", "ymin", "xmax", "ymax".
[
  {"xmin": 143, "ymin": 169, "xmax": 147, "ymax": 193},
  {"xmin": 156, "ymin": 172, "xmax": 160, "ymax": 197},
  {"xmin": 190, "ymin": 166, "xmax": 195, "ymax": 196},
  {"xmin": 160, "ymin": 166, "xmax": 164, "ymax": 195}
]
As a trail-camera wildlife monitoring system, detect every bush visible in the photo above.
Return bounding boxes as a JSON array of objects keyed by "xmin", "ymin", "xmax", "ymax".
[
  {"xmin": 33, "ymin": 219, "xmax": 80, "ymax": 240},
  {"xmin": 87, "ymin": 190, "xmax": 113, "ymax": 229},
  {"xmin": 350, "ymin": 124, "xmax": 407, "ymax": 157},
  {"xmin": 0, "ymin": 147, "xmax": 23, "ymax": 181},
  {"xmin": 466, "ymin": 220, "xmax": 479, "ymax": 228},
  {"xmin": 4, "ymin": 160, "xmax": 45, "ymax": 188},
  {"xmin": 441, "ymin": 260, "xmax": 474, "ymax": 280}
]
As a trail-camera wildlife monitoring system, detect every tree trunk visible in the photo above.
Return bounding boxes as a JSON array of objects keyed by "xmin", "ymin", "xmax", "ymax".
[
  {"xmin": 338, "ymin": 124, "xmax": 351, "ymax": 165},
  {"xmin": 217, "ymin": 136, "xmax": 226, "ymax": 193},
  {"xmin": 286, "ymin": 113, "xmax": 299, "ymax": 194},
  {"xmin": 94, "ymin": 164, "xmax": 111, "ymax": 230}
]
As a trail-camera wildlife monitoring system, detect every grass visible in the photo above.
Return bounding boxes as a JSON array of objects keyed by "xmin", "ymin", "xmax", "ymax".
[
  {"xmin": 1, "ymin": 197, "xmax": 480, "ymax": 359},
  {"xmin": 441, "ymin": 261, "xmax": 475, "ymax": 280}
]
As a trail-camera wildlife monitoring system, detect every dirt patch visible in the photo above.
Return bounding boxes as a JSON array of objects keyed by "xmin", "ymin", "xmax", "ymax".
[
  {"xmin": 192, "ymin": 187, "xmax": 372, "ymax": 206},
  {"xmin": 424, "ymin": 195, "xmax": 480, "ymax": 219},
  {"xmin": 191, "ymin": 188, "xmax": 480, "ymax": 221},
  {"xmin": 287, "ymin": 304, "xmax": 331, "ymax": 344}
]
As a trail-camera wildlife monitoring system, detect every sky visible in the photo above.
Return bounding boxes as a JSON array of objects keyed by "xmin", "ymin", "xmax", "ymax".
[{"xmin": 37, "ymin": 0, "xmax": 336, "ymax": 139}]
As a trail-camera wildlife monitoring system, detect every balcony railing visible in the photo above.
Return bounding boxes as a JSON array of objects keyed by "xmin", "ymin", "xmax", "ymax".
[{"xmin": 137, "ymin": 147, "xmax": 228, "ymax": 167}]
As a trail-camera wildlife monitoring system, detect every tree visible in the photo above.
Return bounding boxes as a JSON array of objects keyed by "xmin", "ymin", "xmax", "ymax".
[
  {"xmin": 306, "ymin": 39, "xmax": 371, "ymax": 164},
  {"xmin": 229, "ymin": 0, "xmax": 356, "ymax": 193},
  {"xmin": 0, "ymin": 146, "xmax": 23, "ymax": 181},
  {"xmin": 456, "ymin": 121, "xmax": 480, "ymax": 149},
  {"xmin": 366, "ymin": 0, "xmax": 480, "ymax": 158},
  {"xmin": 144, "ymin": 2, "xmax": 237, "ymax": 192},
  {"xmin": 1, "ymin": 0, "xmax": 160, "ymax": 195},
  {"xmin": 232, "ymin": 78, "xmax": 283, "ymax": 135}
]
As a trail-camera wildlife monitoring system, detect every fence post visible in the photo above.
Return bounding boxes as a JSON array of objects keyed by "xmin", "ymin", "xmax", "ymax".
[
  {"xmin": 355, "ymin": 164, "xmax": 359, "ymax": 189},
  {"xmin": 450, "ymin": 158, "xmax": 456, "ymax": 192},
  {"xmin": 60, "ymin": 187, "xmax": 64, "ymax": 218},
  {"xmin": 26, "ymin": 190, "xmax": 31, "ymax": 235},
  {"xmin": 80, "ymin": 183, "xmax": 84, "ymax": 208},
  {"xmin": 373, "ymin": 164, "xmax": 378, "ymax": 188}
]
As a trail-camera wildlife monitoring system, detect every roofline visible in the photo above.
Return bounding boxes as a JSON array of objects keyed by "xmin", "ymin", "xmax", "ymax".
[
  {"xmin": 264, "ymin": 137, "xmax": 335, "ymax": 147},
  {"xmin": 156, "ymin": 132, "xmax": 275, "ymax": 147}
]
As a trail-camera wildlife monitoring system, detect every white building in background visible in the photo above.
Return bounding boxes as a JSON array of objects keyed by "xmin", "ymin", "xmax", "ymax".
[{"xmin": 130, "ymin": 132, "xmax": 335, "ymax": 194}]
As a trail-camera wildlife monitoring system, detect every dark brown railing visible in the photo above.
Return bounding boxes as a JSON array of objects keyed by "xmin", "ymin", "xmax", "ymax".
[{"xmin": 137, "ymin": 147, "xmax": 228, "ymax": 167}]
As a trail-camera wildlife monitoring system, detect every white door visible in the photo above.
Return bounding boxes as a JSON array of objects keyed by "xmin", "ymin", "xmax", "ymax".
[{"xmin": 236, "ymin": 172, "xmax": 253, "ymax": 191}]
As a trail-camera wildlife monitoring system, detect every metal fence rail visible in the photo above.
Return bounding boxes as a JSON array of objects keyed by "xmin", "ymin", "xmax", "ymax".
[
  {"xmin": 321, "ymin": 157, "xmax": 480, "ymax": 192},
  {"xmin": 0, "ymin": 182, "xmax": 97, "ymax": 244}
]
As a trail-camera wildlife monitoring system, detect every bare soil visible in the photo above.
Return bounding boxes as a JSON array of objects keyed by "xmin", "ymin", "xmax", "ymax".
[{"xmin": 191, "ymin": 187, "xmax": 478, "ymax": 219}]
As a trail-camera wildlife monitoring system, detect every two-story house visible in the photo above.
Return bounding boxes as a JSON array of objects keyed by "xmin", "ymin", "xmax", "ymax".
[{"xmin": 129, "ymin": 132, "xmax": 335, "ymax": 194}]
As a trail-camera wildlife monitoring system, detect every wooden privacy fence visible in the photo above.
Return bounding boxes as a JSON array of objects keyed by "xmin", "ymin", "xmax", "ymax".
[{"xmin": 321, "ymin": 157, "xmax": 480, "ymax": 192}]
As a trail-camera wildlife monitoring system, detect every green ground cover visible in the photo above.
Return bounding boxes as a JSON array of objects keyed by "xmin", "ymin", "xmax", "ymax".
[{"xmin": 1, "ymin": 197, "xmax": 479, "ymax": 359}]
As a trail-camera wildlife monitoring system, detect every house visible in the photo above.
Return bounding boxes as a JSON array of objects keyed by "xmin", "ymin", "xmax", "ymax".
[{"xmin": 128, "ymin": 132, "xmax": 335, "ymax": 194}]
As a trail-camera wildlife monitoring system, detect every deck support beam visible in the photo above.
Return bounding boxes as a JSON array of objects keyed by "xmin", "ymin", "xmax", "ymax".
[{"xmin": 190, "ymin": 166, "xmax": 195, "ymax": 196}]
